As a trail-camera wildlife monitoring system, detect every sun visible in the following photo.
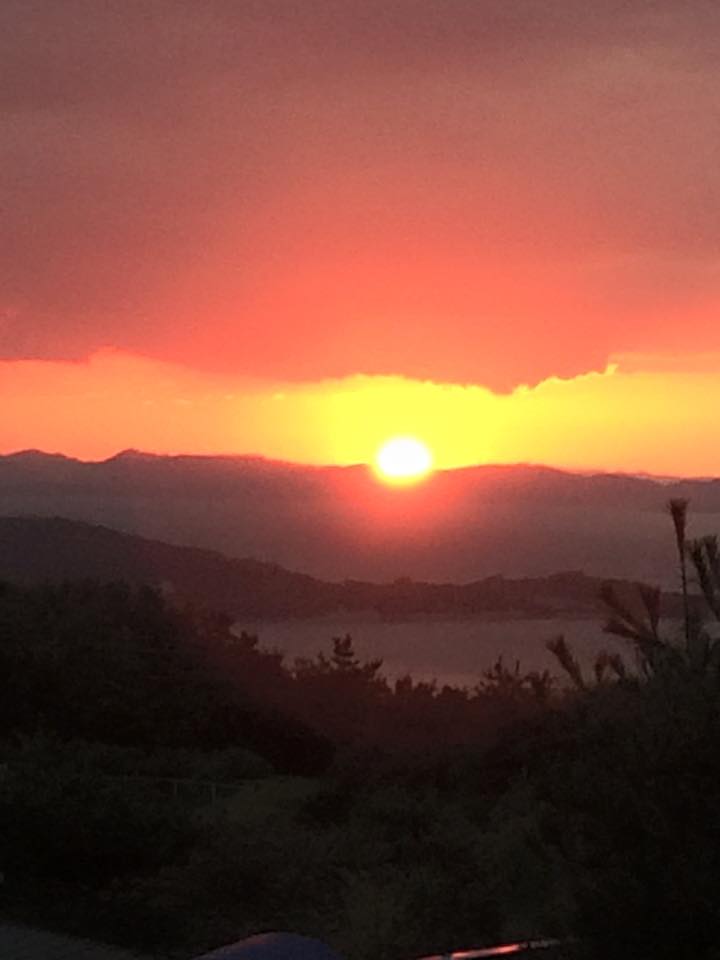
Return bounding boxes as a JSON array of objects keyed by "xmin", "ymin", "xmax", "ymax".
[{"xmin": 374, "ymin": 435, "xmax": 434, "ymax": 484}]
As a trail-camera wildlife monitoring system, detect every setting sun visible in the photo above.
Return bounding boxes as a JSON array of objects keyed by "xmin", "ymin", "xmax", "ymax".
[{"xmin": 374, "ymin": 436, "xmax": 434, "ymax": 484}]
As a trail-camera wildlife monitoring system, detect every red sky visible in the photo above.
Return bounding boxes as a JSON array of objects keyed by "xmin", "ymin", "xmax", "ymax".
[{"xmin": 3, "ymin": 2, "xmax": 720, "ymax": 472}]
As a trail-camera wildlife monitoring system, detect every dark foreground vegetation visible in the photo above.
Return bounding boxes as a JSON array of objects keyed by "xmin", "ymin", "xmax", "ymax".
[{"xmin": 2, "ymin": 501, "xmax": 720, "ymax": 959}]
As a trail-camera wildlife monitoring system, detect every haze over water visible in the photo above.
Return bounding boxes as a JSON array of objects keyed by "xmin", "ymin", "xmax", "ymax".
[{"xmin": 240, "ymin": 617, "xmax": 636, "ymax": 688}]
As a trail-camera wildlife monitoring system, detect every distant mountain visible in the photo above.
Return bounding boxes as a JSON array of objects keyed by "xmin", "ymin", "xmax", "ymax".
[
  {"xmin": 1, "ymin": 450, "xmax": 719, "ymax": 585},
  {"xmin": 0, "ymin": 516, "xmax": 673, "ymax": 620}
]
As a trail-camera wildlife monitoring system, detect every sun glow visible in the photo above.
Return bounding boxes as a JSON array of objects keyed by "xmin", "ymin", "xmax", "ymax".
[{"xmin": 374, "ymin": 436, "xmax": 434, "ymax": 484}]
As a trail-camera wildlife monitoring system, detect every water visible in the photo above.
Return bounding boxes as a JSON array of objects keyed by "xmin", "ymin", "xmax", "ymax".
[{"xmin": 233, "ymin": 616, "xmax": 651, "ymax": 689}]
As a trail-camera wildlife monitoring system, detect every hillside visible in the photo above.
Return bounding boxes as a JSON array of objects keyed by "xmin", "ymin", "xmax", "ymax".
[
  {"xmin": 2, "ymin": 449, "xmax": 719, "ymax": 584},
  {"xmin": 0, "ymin": 516, "xmax": 667, "ymax": 620}
]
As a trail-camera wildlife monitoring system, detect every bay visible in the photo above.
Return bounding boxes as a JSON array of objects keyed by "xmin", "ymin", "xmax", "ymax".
[{"xmin": 232, "ymin": 616, "xmax": 670, "ymax": 689}]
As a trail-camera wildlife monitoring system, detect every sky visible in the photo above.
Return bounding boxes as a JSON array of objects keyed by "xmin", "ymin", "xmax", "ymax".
[{"xmin": 3, "ymin": 1, "xmax": 720, "ymax": 474}]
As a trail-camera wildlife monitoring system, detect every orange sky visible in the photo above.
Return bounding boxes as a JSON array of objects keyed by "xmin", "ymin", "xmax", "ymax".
[
  {"xmin": 3, "ymin": 349, "xmax": 719, "ymax": 476},
  {"xmin": 3, "ymin": 3, "xmax": 720, "ymax": 475}
]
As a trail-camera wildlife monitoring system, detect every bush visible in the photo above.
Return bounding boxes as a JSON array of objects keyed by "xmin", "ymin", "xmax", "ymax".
[{"xmin": 0, "ymin": 757, "xmax": 197, "ymax": 885}]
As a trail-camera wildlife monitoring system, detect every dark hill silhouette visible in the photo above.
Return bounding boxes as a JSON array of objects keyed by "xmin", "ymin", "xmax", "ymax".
[
  {"xmin": 0, "ymin": 516, "xmax": 330, "ymax": 618},
  {"xmin": 2, "ymin": 450, "xmax": 719, "ymax": 584},
  {"xmin": 0, "ymin": 516, "xmax": 679, "ymax": 620}
]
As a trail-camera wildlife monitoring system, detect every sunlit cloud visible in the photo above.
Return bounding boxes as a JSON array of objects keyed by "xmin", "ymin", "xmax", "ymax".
[
  {"xmin": 3, "ymin": 3, "xmax": 720, "ymax": 390},
  {"xmin": 2, "ymin": 350, "xmax": 720, "ymax": 476}
]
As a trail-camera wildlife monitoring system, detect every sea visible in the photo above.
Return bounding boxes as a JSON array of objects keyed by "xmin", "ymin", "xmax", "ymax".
[{"xmin": 231, "ymin": 616, "xmax": 681, "ymax": 689}]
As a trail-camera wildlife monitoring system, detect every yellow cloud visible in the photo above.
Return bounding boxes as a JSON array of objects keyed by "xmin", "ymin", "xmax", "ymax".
[{"xmin": 1, "ymin": 350, "xmax": 718, "ymax": 477}]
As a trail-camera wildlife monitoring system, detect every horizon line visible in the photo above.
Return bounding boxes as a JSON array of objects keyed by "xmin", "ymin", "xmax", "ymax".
[{"xmin": 1, "ymin": 446, "xmax": 717, "ymax": 483}]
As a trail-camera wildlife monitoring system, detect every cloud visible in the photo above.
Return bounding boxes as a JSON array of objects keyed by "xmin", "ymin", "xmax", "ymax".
[
  {"xmin": 2, "ymin": 348, "xmax": 719, "ymax": 476},
  {"xmin": 3, "ymin": 2, "xmax": 720, "ymax": 389}
]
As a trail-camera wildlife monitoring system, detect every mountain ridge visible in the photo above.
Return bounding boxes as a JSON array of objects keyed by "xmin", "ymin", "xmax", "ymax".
[
  {"xmin": 3, "ymin": 447, "xmax": 711, "ymax": 480},
  {"xmin": 2, "ymin": 450, "xmax": 719, "ymax": 584},
  {"xmin": 0, "ymin": 515, "xmax": 677, "ymax": 621}
]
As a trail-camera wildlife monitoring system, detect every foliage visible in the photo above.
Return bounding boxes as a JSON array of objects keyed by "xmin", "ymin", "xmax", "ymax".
[
  {"xmin": 536, "ymin": 500, "xmax": 720, "ymax": 958},
  {"xmin": 6, "ymin": 502, "xmax": 720, "ymax": 960},
  {"xmin": 0, "ymin": 756, "xmax": 196, "ymax": 885},
  {"xmin": 476, "ymin": 655, "xmax": 554, "ymax": 702}
]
